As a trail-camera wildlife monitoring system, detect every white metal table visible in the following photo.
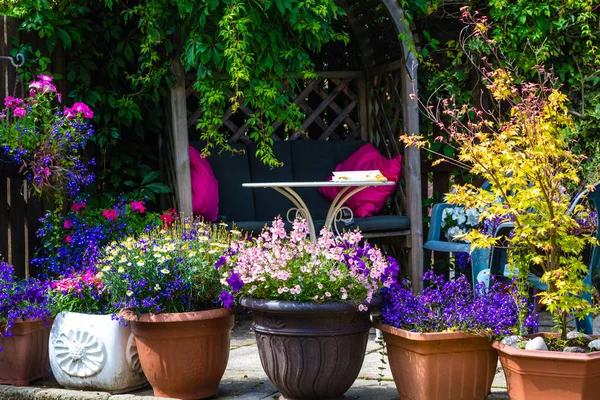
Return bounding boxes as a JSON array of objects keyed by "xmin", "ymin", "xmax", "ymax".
[{"xmin": 242, "ymin": 180, "xmax": 396, "ymax": 240}]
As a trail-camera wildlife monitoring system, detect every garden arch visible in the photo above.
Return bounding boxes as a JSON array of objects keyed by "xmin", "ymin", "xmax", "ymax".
[{"xmin": 163, "ymin": 0, "xmax": 424, "ymax": 290}]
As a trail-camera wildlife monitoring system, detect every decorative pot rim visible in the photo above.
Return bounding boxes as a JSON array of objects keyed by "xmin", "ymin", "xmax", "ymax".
[
  {"xmin": 375, "ymin": 322, "xmax": 491, "ymax": 341},
  {"xmin": 492, "ymin": 334, "xmax": 600, "ymax": 361},
  {"xmin": 120, "ymin": 307, "xmax": 233, "ymax": 323},
  {"xmin": 56, "ymin": 311, "xmax": 115, "ymax": 318},
  {"xmin": 240, "ymin": 295, "xmax": 381, "ymax": 313}
]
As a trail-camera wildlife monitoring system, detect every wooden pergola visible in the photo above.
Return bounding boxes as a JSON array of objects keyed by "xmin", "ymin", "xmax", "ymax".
[{"xmin": 162, "ymin": 0, "xmax": 424, "ymax": 290}]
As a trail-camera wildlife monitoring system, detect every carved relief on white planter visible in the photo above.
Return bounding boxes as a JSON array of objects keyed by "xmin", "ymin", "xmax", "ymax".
[
  {"xmin": 49, "ymin": 312, "xmax": 146, "ymax": 393},
  {"xmin": 53, "ymin": 329, "xmax": 106, "ymax": 378}
]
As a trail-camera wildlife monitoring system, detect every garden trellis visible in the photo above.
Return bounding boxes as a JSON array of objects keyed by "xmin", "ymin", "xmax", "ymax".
[{"xmin": 161, "ymin": 0, "xmax": 425, "ymax": 289}]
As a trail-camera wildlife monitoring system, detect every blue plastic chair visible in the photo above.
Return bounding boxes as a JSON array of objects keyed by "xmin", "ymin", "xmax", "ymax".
[
  {"xmin": 489, "ymin": 183, "xmax": 600, "ymax": 334},
  {"xmin": 424, "ymin": 202, "xmax": 491, "ymax": 289}
]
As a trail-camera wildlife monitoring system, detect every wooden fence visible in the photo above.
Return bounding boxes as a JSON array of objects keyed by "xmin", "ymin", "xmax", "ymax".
[{"xmin": 0, "ymin": 16, "xmax": 56, "ymax": 277}]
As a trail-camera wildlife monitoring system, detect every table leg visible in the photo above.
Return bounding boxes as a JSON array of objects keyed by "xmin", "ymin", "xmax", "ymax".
[
  {"xmin": 324, "ymin": 186, "xmax": 369, "ymax": 232},
  {"xmin": 272, "ymin": 186, "xmax": 317, "ymax": 241}
]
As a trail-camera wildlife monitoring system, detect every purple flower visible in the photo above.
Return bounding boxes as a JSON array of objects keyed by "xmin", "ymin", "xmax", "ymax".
[
  {"xmin": 215, "ymin": 256, "xmax": 226, "ymax": 270},
  {"xmin": 380, "ymin": 271, "xmax": 527, "ymax": 335},
  {"xmin": 219, "ymin": 291, "xmax": 235, "ymax": 308},
  {"xmin": 226, "ymin": 272, "xmax": 244, "ymax": 293}
]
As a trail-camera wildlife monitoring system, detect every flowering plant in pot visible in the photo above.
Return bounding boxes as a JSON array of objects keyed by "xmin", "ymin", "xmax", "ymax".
[
  {"xmin": 226, "ymin": 217, "xmax": 399, "ymax": 400},
  {"xmin": 98, "ymin": 218, "xmax": 238, "ymax": 399},
  {"xmin": 47, "ymin": 269, "xmax": 147, "ymax": 393},
  {"xmin": 0, "ymin": 75, "xmax": 95, "ymax": 205},
  {"xmin": 376, "ymin": 270, "xmax": 527, "ymax": 400},
  {"xmin": 401, "ymin": 10, "xmax": 600, "ymax": 400},
  {"xmin": 33, "ymin": 198, "xmax": 163, "ymax": 277},
  {"xmin": 0, "ymin": 259, "xmax": 53, "ymax": 386}
]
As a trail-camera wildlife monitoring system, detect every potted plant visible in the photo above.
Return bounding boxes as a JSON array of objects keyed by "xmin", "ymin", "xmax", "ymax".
[
  {"xmin": 0, "ymin": 74, "xmax": 95, "ymax": 205},
  {"xmin": 227, "ymin": 217, "xmax": 399, "ymax": 400},
  {"xmin": 375, "ymin": 271, "xmax": 527, "ymax": 400},
  {"xmin": 98, "ymin": 217, "xmax": 238, "ymax": 399},
  {"xmin": 401, "ymin": 10, "xmax": 600, "ymax": 400},
  {"xmin": 0, "ymin": 259, "xmax": 53, "ymax": 386},
  {"xmin": 47, "ymin": 269, "xmax": 147, "ymax": 393}
]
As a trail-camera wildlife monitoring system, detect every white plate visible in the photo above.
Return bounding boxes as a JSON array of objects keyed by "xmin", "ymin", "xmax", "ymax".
[{"xmin": 331, "ymin": 170, "xmax": 387, "ymax": 182}]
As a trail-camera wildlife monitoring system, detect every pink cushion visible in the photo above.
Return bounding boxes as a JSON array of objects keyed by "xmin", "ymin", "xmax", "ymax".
[
  {"xmin": 189, "ymin": 145, "xmax": 219, "ymax": 221},
  {"xmin": 318, "ymin": 143, "xmax": 402, "ymax": 218}
]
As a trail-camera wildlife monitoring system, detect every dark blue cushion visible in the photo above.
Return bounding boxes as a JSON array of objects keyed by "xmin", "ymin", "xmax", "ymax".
[
  {"xmin": 198, "ymin": 142, "xmax": 256, "ymax": 222},
  {"xmin": 317, "ymin": 215, "xmax": 410, "ymax": 234},
  {"xmin": 230, "ymin": 215, "xmax": 409, "ymax": 236},
  {"xmin": 248, "ymin": 142, "xmax": 294, "ymax": 221}
]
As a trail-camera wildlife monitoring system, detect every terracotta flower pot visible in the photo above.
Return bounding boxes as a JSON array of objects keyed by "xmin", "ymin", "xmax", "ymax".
[
  {"xmin": 124, "ymin": 308, "xmax": 234, "ymax": 399},
  {"xmin": 375, "ymin": 323, "xmax": 497, "ymax": 400},
  {"xmin": 0, "ymin": 318, "xmax": 53, "ymax": 386},
  {"xmin": 493, "ymin": 334, "xmax": 600, "ymax": 400},
  {"xmin": 240, "ymin": 296, "xmax": 374, "ymax": 400}
]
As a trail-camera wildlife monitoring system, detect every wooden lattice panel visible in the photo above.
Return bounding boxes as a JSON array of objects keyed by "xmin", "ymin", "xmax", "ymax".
[{"xmin": 184, "ymin": 73, "xmax": 365, "ymax": 143}]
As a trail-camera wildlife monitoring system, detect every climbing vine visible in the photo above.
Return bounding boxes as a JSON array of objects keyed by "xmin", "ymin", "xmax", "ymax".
[{"xmin": 106, "ymin": 0, "xmax": 348, "ymax": 167}]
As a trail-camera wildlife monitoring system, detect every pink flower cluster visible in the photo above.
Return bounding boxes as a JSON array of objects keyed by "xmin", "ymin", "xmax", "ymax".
[
  {"xmin": 29, "ymin": 74, "xmax": 57, "ymax": 94},
  {"xmin": 71, "ymin": 202, "xmax": 87, "ymax": 213},
  {"xmin": 130, "ymin": 201, "xmax": 146, "ymax": 213},
  {"xmin": 4, "ymin": 96, "xmax": 26, "ymax": 118},
  {"xmin": 228, "ymin": 217, "xmax": 399, "ymax": 308},
  {"xmin": 51, "ymin": 270, "xmax": 103, "ymax": 294},
  {"xmin": 102, "ymin": 209, "xmax": 119, "ymax": 221},
  {"xmin": 65, "ymin": 102, "xmax": 94, "ymax": 119}
]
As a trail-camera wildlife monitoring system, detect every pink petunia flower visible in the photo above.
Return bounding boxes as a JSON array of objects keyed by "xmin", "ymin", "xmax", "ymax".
[
  {"xmin": 160, "ymin": 213, "xmax": 174, "ymax": 225},
  {"xmin": 130, "ymin": 201, "xmax": 146, "ymax": 214},
  {"xmin": 37, "ymin": 74, "xmax": 54, "ymax": 82},
  {"xmin": 4, "ymin": 96, "xmax": 23, "ymax": 109},
  {"xmin": 28, "ymin": 81, "xmax": 43, "ymax": 90},
  {"xmin": 64, "ymin": 235, "xmax": 72, "ymax": 244},
  {"xmin": 70, "ymin": 202, "xmax": 86, "ymax": 213},
  {"xmin": 64, "ymin": 107, "xmax": 76, "ymax": 119},
  {"xmin": 13, "ymin": 107, "xmax": 26, "ymax": 118},
  {"xmin": 63, "ymin": 220, "xmax": 74, "ymax": 229},
  {"xmin": 102, "ymin": 209, "xmax": 118, "ymax": 221},
  {"xmin": 71, "ymin": 102, "xmax": 94, "ymax": 119}
]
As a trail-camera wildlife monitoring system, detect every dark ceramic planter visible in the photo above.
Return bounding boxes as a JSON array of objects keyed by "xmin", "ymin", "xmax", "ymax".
[{"xmin": 240, "ymin": 297, "xmax": 377, "ymax": 400}]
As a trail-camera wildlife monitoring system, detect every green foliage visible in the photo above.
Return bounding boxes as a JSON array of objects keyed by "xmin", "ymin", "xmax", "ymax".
[
  {"xmin": 105, "ymin": 0, "xmax": 348, "ymax": 167},
  {"xmin": 415, "ymin": 1, "xmax": 600, "ymax": 177},
  {"xmin": 403, "ymin": 15, "xmax": 599, "ymax": 339},
  {"xmin": 9, "ymin": 1, "xmax": 170, "ymax": 201}
]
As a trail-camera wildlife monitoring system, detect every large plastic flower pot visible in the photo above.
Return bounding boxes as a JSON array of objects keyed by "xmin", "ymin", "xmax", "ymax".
[
  {"xmin": 0, "ymin": 318, "xmax": 52, "ymax": 386},
  {"xmin": 123, "ymin": 308, "xmax": 234, "ymax": 399},
  {"xmin": 241, "ymin": 297, "xmax": 373, "ymax": 400},
  {"xmin": 493, "ymin": 334, "xmax": 600, "ymax": 400},
  {"xmin": 376, "ymin": 323, "xmax": 497, "ymax": 400}
]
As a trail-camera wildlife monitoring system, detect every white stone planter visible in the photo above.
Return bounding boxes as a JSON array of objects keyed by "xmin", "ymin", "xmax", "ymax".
[{"xmin": 49, "ymin": 312, "xmax": 146, "ymax": 393}]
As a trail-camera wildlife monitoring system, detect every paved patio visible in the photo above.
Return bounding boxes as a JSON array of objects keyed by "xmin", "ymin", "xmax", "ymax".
[
  {"xmin": 0, "ymin": 313, "xmax": 516, "ymax": 400},
  {"xmin": 3, "ymin": 312, "xmax": 599, "ymax": 400}
]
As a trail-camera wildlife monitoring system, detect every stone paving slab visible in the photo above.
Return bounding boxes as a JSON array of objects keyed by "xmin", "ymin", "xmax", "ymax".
[{"xmin": 0, "ymin": 315, "xmax": 512, "ymax": 400}]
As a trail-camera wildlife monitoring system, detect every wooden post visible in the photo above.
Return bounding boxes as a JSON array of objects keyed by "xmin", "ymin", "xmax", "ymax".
[
  {"xmin": 169, "ymin": 56, "xmax": 193, "ymax": 217},
  {"xmin": 402, "ymin": 55, "xmax": 424, "ymax": 293},
  {"xmin": 381, "ymin": 0, "xmax": 424, "ymax": 292}
]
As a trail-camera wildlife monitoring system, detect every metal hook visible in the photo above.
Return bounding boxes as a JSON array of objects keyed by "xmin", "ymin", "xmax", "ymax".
[{"xmin": 0, "ymin": 53, "xmax": 25, "ymax": 68}]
